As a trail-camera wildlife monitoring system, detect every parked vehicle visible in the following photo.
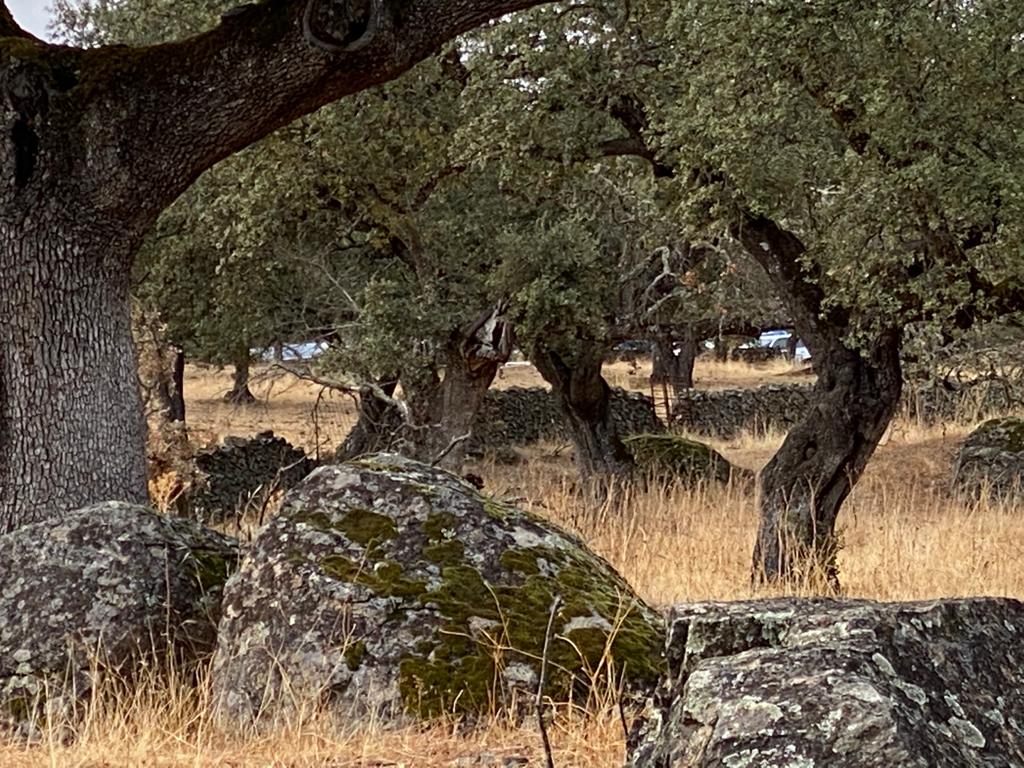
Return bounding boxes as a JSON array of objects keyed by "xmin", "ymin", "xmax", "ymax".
[{"xmin": 731, "ymin": 331, "xmax": 810, "ymax": 363}]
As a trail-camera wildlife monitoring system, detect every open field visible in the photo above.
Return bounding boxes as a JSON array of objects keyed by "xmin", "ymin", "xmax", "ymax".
[
  {"xmin": 5, "ymin": 360, "xmax": 1021, "ymax": 767},
  {"xmin": 183, "ymin": 357, "xmax": 811, "ymax": 456}
]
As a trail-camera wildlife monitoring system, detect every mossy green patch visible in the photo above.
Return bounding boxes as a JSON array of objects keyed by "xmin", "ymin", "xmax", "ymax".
[
  {"xmin": 337, "ymin": 509, "xmax": 398, "ymax": 548},
  {"xmin": 624, "ymin": 433, "xmax": 733, "ymax": 483},
  {"xmin": 319, "ymin": 554, "xmax": 427, "ymax": 599},
  {"xmin": 975, "ymin": 418, "xmax": 1024, "ymax": 453},
  {"xmin": 187, "ymin": 547, "xmax": 237, "ymax": 592},
  {"xmin": 500, "ymin": 548, "xmax": 542, "ymax": 576},
  {"xmin": 343, "ymin": 640, "xmax": 368, "ymax": 671},
  {"xmin": 398, "ymin": 545, "xmax": 665, "ymax": 718},
  {"xmin": 424, "ymin": 539, "xmax": 465, "ymax": 564},
  {"xmin": 423, "ymin": 512, "xmax": 458, "ymax": 540}
]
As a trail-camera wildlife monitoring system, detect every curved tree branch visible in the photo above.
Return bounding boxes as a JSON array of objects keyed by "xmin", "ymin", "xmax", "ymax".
[
  {"xmin": 0, "ymin": 4, "xmax": 31, "ymax": 39},
  {"xmin": 22, "ymin": 0, "xmax": 555, "ymax": 235}
]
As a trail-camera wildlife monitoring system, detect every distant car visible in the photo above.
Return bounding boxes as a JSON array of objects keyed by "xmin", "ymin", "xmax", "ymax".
[
  {"xmin": 255, "ymin": 341, "xmax": 329, "ymax": 362},
  {"xmin": 611, "ymin": 339, "xmax": 653, "ymax": 362},
  {"xmin": 732, "ymin": 331, "xmax": 810, "ymax": 364}
]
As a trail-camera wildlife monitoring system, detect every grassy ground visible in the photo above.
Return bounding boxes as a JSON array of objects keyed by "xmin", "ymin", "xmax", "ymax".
[{"xmin": 5, "ymin": 358, "xmax": 1021, "ymax": 767}]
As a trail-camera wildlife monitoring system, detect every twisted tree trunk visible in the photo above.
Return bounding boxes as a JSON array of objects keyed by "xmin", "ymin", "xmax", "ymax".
[
  {"xmin": 753, "ymin": 333, "xmax": 902, "ymax": 585},
  {"xmin": 733, "ymin": 212, "xmax": 904, "ymax": 586},
  {"xmin": 403, "ymin": 346, "xmax": 499, "ymax": 468},
  {"xmin": 531, "ymin": 343, "xmax": 634, "ymax": 483},
  {"xmin": 337, "ymin": 377, "xmax": 402, "ymax": 460}
]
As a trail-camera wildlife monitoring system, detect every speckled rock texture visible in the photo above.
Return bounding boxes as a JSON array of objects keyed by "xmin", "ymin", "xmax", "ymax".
[
  {"xmin": 627, "ymin": 598, "xmax": 1024, "ymax": 768},
  {"xmin": 952, "ymin": 417, "xmax": 1024, "ymax": 500},
  {"xmin": 211, "ymin": 454, "xmax": 665, "ymax": 725},
  {"xmin": 0, "ymin": 502, "xmax": 238, "ymax": 729}
]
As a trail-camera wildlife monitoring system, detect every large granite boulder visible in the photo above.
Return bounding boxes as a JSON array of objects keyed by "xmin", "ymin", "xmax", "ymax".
[
  {"xmin": 0, "ymin": 503, "xmax": 238, "ymax": 730},
  {"xmin": 952, "ymin": 417, "xmax": 1024, "ymax": 500},
  {"xmin": 627, "ymin": 598, "xmax": 1024, "ymax": 767},
  {"xmin": 623, "ymin": 434, "xmax": 745, "ymax": 485},
  {"xmin": 211, "ymin": 454, "xmax": 664, "ymax": 724}
]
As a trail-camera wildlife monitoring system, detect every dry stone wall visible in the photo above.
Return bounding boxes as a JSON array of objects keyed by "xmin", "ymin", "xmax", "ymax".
[
  {"xmin": 669, "ymin": 384, "xmax": 815, "ymax": 438},
  {"xmin": 470, "ymin": 387, "xmax": 664, "ymax": 449}
]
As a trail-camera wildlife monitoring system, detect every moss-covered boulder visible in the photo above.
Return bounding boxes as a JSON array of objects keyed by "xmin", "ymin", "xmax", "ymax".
[
  {"xmin": 952, "ymin": 417, "xmax": 1024, "ymax": 499},
  {"xmin": 624, "ymin": 433, "xmax": 742, "ymax": 484},
  {"xmin": 210, "ymin": 454, "xmax": 665, "ymax": 724},
  {"xmin": 0, "ymin": 502, "xmax": 238, "ymax": 734}
]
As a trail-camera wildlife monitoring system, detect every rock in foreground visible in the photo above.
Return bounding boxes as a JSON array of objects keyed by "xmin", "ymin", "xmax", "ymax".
[
  {"xmin": 952, "ymin": 417, "xmax": 1024, "ymax": 500},
  {"xmin": 627, "ymin": 598, "xmax": 1024, "ymax": 767},
  {"xmin": 0, "ymin": 503, "xmax": 238, "ymax": 730},
  {"xmin": 211, "ymin": 454, "xmax": 664, "ymax": 724}
]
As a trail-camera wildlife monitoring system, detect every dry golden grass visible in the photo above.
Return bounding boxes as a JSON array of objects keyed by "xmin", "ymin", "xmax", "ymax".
[{"xmin": 5, "ymin": 364, "xmax": 1022, "ymax": 767}]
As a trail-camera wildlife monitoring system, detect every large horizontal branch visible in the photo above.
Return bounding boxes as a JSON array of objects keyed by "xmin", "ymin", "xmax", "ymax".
[
  {"xmin": 0, "ymin": 4, "xmax": 29, "ymax": 39},
  {"xmin": 47, "ymin": 0, "xmax": 554, "ymax": 228}
]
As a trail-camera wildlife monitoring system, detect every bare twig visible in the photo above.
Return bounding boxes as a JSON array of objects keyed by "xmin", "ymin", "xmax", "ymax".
[
  {"xmin": 537, "ymin": 594, "xmax": 562, "ymax": 768},
  {"xmin": 430, "ymin": 432, "xmax": 472, "ymax": 467}
]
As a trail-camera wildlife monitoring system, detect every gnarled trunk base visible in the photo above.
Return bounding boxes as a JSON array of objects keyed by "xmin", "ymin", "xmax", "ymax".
[
  {"xmin": 532, "ymin": 344, "xmax": 634, "ymax": 488},
  {"xmin": 753, "ymin": 332, "xmax": 902, "ymax": 587}
]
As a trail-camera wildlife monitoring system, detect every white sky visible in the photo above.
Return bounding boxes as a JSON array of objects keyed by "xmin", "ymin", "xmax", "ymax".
[{"xmin": 9, "ymin": 1, "xmax": 54, "ymax": 40}]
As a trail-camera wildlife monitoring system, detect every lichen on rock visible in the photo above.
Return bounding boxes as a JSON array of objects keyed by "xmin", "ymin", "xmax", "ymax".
[
  {"xmin": 0, "ymin": 502, "xmax": 238, "ymax": 735},
  {"xmin": 952, "ymin": 417, "xmax": 1024, "ymax": 500},
  {"xmin": 210, "ymin": 454, "xmax": 665, "ymax": 724},
  {"xmin": 623, "ymin": 433, "xmax": 744, "ymax": 485},
  {"xmin": 627, "ymin": 597, "xmax": 1024, "ymax": 767}
]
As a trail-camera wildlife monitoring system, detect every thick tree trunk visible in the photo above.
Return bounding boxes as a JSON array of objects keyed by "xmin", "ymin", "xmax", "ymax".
[
  {"xmin": 650, "ymin": 336, "xmax": 697, "ymax": 390},
  {"xmin": 0, "ymin": 226, "xmax": 148, "ymax": 532},
  {"xmin": 753, "ymin": 333, "xmax": 902, "ymax": 585},
  {"xmin": 225, "ymin": 347, "xmax": 256, "ymax": 405},
  {"xmin": 337, "ymin": 377, "xmax": 402, "ymax": 460},
  {"xmin": 532, "ymin": 343, "xmax": 634, "ymax": 482},
  {"xmin": 403, "ymin": 346, "xmax": 499, "ymax": 469},
  {"xmin": 168, "ymin": 348, "xmax": 186, "ymax": 423},
  {"xmin": 731, "ymin": 211, "xmax": 905, "ymax": 586}
]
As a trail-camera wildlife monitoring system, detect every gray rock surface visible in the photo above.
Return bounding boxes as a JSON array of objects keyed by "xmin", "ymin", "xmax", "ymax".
[
  {"xmin": 623, "ymin": 433, "xmax": 747, "ymax": 485},
  {"xmin": 211, "ymin": 454, "xmax": 664, "ymax": 724},
  {"xmin": 952, "ymin": 417, "xmax": 1024, "ymax": 500},
  {"xmin": 0, "ymin": 502, "xmax": 237, "ymax": 730},
  {"xmin": 627, "ymin": 598, "xmax": 1024, "ymax": 767}
]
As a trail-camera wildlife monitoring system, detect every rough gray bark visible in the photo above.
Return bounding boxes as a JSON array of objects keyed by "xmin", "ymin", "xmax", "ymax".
[
  {"xmin": 531, "ymin": 343, "xmax": 635, "ymax": 482},
  {"xmin": 403, "ymin": 342, "xmax": 501, "ymax": 469},
  {"xmin": 337, "ymin": 377, "xmax": 402, "ymax": 460},
  {"xmin": 733, "ymin": 213, "xmax": 903, "ymax": 585},
  {"xmin": 0, "ymin": 227, "xmax": 148, "ymax": 533},
  {"xmin": 0, "ymin": 0, "xmax": 551, "ymax": 531}
]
